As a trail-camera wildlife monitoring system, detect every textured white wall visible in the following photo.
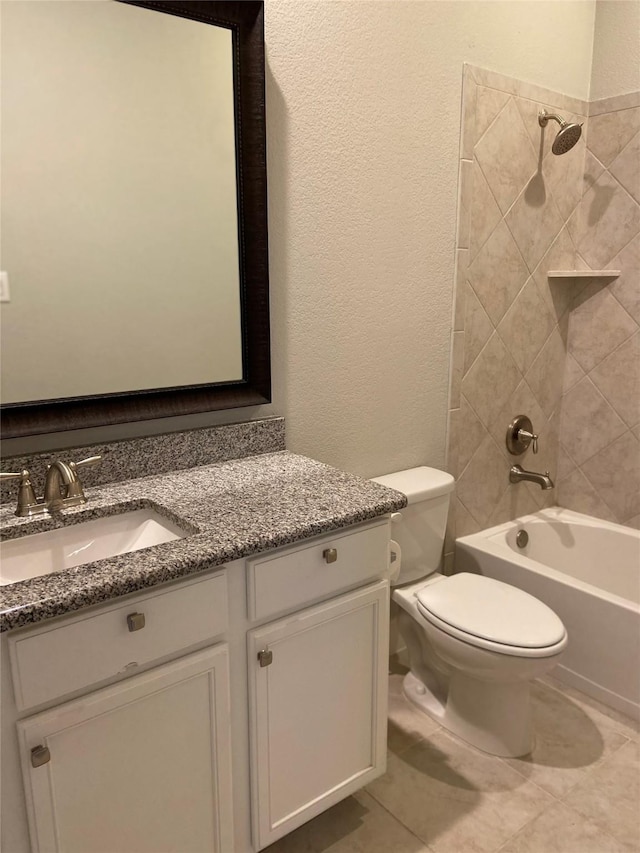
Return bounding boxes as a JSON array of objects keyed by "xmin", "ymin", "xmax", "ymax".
[
  {"xmin": 3, "ymin": 1, "xmax": 597, "ymax": 465},
  {"xmin": 265, "ymin": 0, "xmax": 595, "ymax": 477},
  {"xmin": 590, "ymin": 0, "xmax": 640, "ymax": 99}
]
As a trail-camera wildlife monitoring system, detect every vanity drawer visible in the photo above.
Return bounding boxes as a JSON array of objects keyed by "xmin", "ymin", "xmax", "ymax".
[
  {"xmin": 9, "ymin": 571, "xmax": 227, "ymax": 711},
  {"xmin": 247, "ymin": 519, "xmax": 390, "ymax": 621}
]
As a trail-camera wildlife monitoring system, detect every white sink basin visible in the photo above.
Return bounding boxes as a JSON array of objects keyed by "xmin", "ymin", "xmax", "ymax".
[{"xmin": 0, "ymin": 509, "xmax": 189, "ymax": 586}]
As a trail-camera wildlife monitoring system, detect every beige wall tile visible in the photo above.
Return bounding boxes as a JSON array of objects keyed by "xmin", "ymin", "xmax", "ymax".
[
  {"xmin": 556, "ymin": 444, "xmax": 577, "ymax": 480},
  {"xmin": 468, "ymin": 161, "xmax": 502, "ymax": 259},
  {"xmin": 587, "ymin": 107, "xmax": 640, "ymax": 167},
  {"xmin": 525, "ymin": 328, "xmax": 567, "ymax": 417},
  {"xmin": 445, "ymin": 407, "xmax": 460, "ymax": 477},
  {"xmin": 556, "ymin": 467, "xmax": 617, "ymax": 522},
  {"xmin": 609, "ymin": 131, "xmax": 640, "ymax": 204},
  {"xmin": 560, "ymin": 377, "xmax": 627, "ymax": 466},
  {"xmin": 589, "ymin": 92, "xmax": 640, "ymax": 116},
  {"xmin": 568, "ymin": 283, "xmax": 637, "ymax": 372},
  {"xmin": 468, "ymin": 221, "xmax": 529, "ymax": 325},
  {"xmin": 497, "ymin": 277, "xmax": 555, "ymax": 374},
  {"xmin": 469, "ymin": 65, "xmax": 587, "ymax": 115},
  {"xmin": 463, "ymin": 284, "xmax": 494, "ymax": 373},
  {"xmin": 582, "ymin": 147, "xmax": 606, "ymax": 194},
  {"xmin": 562, "ymin": 352, "xmax": 585, "ymax": 394},
  {"xmin": 575, "ymin": 171, "xmax": 640, "ymax": 269},
  {"xmin": 456, "ymin": 159, "xmax": 473, "ymax": 249},
  {"xmin": 454, "ymin": 497, "xmax": 482, "ymax": 538},
  {"xmin": 475, "ymin": 98, "xmax": 537, "ymax": 215},
  {"xmin": 475, "ymin": 86, "xmax": 510, "ymax": 146},
  {"xmin": 458, "ymin": 395, "xmax": 489, "ymax": 474},
  {"xmin": 580, "ymin": 430, "xmax": 640, "ymax": 523},
  {"xmin": 453, "ymin": 249, "xmax": 468, "ymax": 331},
  {"xmin": 505, "ymin": 183, "xmax": 565, "ymax": 273},
  {"xmin": 610, "ymin": 233, "xmax": 640, "ymax": 323},
  {"xmin": 461, "ymin": 331, "xmax": 521, "ymax": 428},
  {"xmin": 449, "ymin": 331, "xmax": 464, "ymax": 409},
  {"xmin": 487, "ymin": 482, "xmax": 539, "ymax": 525},
  {"xmin": 590, "ymin": 332, "xmax": 640, "ymax": 427},
  {"xmin": 515, "ymin": 97, "xmax": 552, "ymax": 160},
  {"xmin": 455, "ymin": 433, "xmax": 508, "ymax": 526},
  {"xmin": 532, "ymin": 228, "xmax": 579, "ymax": 320}
]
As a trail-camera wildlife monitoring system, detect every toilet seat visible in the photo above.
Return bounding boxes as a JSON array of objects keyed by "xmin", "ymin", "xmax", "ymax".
[{"xmin": 415, "ymin": 573, "xmax": 567, "ymax": 658}]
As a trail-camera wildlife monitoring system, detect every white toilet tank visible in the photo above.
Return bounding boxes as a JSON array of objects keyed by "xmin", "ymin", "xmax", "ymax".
[{"xmin": 372, "ymin": 467, "xmax": 455, "ymax": 586}]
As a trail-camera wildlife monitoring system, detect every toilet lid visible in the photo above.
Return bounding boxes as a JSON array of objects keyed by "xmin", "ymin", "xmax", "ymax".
[{"xmin": 416, "ymin": 573, "xmax": 566, "ymax": 649}]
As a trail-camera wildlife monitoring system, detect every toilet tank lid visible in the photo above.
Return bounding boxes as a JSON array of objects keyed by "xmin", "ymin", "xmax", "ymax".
[{"xmin": 371, "ymin": 467, "xmax": 455, "ymax": 503}]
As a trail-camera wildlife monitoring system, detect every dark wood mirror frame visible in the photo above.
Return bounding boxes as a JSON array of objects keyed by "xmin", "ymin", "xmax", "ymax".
[{"xmin": 1, "ymin": 0, "xmax": 270, "ymax": 440}]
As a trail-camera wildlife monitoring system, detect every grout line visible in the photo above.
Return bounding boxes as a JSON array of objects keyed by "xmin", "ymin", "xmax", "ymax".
[{"xmin": 363, "ymin": 781, "xmax": 439, "ymax": 852}]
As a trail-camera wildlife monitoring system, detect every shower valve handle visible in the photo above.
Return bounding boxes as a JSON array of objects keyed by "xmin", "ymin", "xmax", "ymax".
[
  {"xmin": 506, "ymin": 415, "xmax": 539, "ymax": 456},
  {"xmin": 517, "ymin": 429, "xmax": 538, "ymax": 454}
]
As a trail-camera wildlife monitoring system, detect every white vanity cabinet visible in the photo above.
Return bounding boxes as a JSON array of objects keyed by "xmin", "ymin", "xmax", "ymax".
[
  {"xmin": 246, "ymin": 520, "xmax": 390, "ymax": 850},
  {"xmin": 248, "ymin": 581, "xmax": 389, "ymax": 849},
  {"xmin": 1, "ymin": 517, "xmax": 391, "ymax": 853},
  {"xmin": 16, "ymin": 646, "xmax": 234, "ymax": 853},
  {"xmin": 3, "ymin": 572, "xmax": 234, "ymax": 853}
]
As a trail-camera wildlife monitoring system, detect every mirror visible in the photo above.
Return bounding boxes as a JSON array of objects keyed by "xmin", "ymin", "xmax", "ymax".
[{"xmin": 0, "ymin": 0, "xmax": 270, "ymax": 438}]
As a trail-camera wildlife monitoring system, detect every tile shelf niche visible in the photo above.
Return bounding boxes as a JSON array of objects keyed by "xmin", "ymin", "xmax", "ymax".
[{"xmin": 547, "ymin": 270, "xmax": 621, "ymax": 279}]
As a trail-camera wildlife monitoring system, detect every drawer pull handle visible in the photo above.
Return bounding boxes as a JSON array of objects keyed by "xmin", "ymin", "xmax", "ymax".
[
  {"xmin": 127, "ymin": 612, "xmax": 146, "ymax": 632},
  {"xmin": 31, "ymin": 745, "xmax": 51, "ymax": 768},
  {"xmin": 323, "ymin": 548, "xmax": 338, "ymax": 564}
]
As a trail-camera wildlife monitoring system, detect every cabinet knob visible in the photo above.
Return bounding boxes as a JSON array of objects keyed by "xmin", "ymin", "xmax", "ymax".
[
  {"xmin": 127, "ymin": 612, "xmax": 146, "ymax": 632},
  {"xmin": 323, "ymin": 548, "xmax": 337, "ymax": 564},
  {"xmin": 258, "ymin": 649, "xmax": 273, "ymax": 667},
  {"xmin": 31, "ymin": 745, "xmax": 51, "ymax": 767}
]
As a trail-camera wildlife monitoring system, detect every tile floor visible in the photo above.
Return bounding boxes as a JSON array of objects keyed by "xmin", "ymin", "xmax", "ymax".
[{"xmin": 266, "ymin": 662, "xmax": 640, "ymax": 853}]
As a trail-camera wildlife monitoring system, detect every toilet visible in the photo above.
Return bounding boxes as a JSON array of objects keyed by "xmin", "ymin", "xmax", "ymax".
[{"xmin": 373, "ymin": 467, "xmax": 568, "ymax": 758}]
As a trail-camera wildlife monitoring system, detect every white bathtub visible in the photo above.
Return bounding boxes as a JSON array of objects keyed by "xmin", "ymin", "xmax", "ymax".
[{"xmin": 456, "ymin": 507, "xmax": 640, "ymax": 720}]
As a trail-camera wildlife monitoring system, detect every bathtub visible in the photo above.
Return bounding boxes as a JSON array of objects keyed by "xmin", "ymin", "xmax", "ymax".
[{"xmin": 456, "ymin": 507, "xmax": 640, "ymax": 720}]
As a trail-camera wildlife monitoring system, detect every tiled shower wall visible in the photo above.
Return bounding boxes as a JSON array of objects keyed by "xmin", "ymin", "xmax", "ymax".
[
  {"xmin": 445, "ymin": 65, "xmax": 589, "ymax": 563},
  {"xmin": 557, "ymin": 93, "xmax": 640, "ymax": 527},
  {"xmin": 446, "ymin": 68, "xmax": 640, "ymax": 563}
]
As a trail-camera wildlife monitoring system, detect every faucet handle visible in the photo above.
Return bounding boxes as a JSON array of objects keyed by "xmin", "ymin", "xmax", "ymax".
[
  {"xmin": 66, "ymin": 455, "xmax": 102, "ymax": 499},
  {"xmin": 1, "ymin": 470, "xmax": 43, "ymax": 517},
  {"xmin": 71, "ymin": 455, "xmax": 102, "ymax": 471}
]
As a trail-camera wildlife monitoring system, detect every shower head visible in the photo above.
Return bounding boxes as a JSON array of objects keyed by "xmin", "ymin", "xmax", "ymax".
[{"xmin": 538, "ymin": 109, "xmax": 583, "ymax": 155}]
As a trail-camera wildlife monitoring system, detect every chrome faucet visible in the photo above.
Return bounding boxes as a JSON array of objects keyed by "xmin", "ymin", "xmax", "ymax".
[
  {"xmin": 509, "ymin": 464, "xmax": 554, "ymax": 490},
  {"xmin": 2, "ymin": 455, "xmax": 102, "ymax": 516}
]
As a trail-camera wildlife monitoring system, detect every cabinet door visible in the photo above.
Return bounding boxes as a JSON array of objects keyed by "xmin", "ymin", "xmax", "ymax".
[
  {"xmin": 17, "ymin": 646, "xmax": 233, "ymax": 853},
  {"xmin": 248, "ymin": 580, "xmax": 389, "ymax": 850}
]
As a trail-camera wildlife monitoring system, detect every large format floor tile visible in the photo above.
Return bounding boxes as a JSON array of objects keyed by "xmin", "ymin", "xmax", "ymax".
[
  {"xmin": 502, "ymin": 681, "xmax": 629, "ymax": 797},
  {"xmin": 366, "ymin": 730, "xmax": 553, "ymax": 853},
  {"xmin": 563, "ymin": 740, "xmax": 640, "ymax": 849},
  {"xmin": 498, "ymin": 801, "xmax": 627, "ymax": 853},
  {"xmin": 263, "ymin": 790, "xmax": 431, "ymax": 853}
]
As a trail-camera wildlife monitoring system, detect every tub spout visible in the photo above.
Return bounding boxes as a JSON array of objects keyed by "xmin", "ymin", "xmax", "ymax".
[{"xmin": 509, "ymin": 464, "xmax": 554, "ymax": 490}]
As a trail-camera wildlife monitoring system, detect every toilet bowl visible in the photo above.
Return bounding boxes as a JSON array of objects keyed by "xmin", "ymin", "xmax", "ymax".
[{"xmin": 372, "ymin": 467, "xmax": 567, "ymax": 758}]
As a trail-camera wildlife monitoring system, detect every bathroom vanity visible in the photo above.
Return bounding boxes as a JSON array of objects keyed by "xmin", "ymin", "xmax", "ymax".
[{"xmin": 0, "ymin": 449, "xmax": 405, "ymax": 852}]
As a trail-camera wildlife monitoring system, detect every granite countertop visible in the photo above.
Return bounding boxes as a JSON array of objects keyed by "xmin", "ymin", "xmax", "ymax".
[{"xmin": 0, "ymin": 451, "xmax": 406, "ymax": 632}]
